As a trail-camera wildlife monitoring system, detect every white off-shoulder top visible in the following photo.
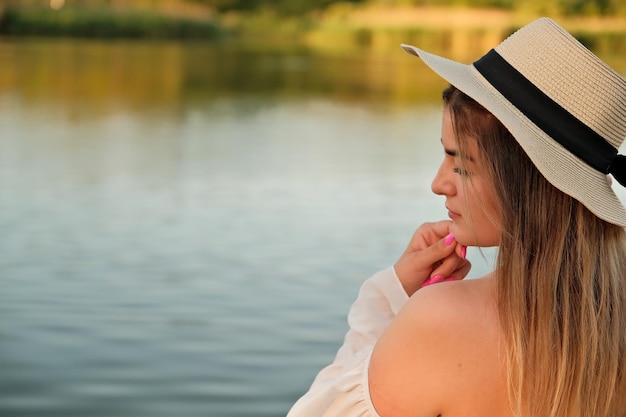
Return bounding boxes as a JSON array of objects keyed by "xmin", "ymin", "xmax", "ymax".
[{"xmin": 287, "ymin": 267, "xmax": 409, "ymax": 417}]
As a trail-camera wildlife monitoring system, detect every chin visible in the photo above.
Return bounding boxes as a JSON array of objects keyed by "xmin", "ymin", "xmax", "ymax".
[
  {"xmin": 450, "ymin": 223, "xmax": 471, "ymax": 245},
  {"xmin": 452, "ymin": 223, "xmax": 500, "ymax": 247}
]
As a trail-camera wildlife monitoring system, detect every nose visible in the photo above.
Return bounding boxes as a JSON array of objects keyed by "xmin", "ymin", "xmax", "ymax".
[{"xmin": 431, "ymin": 162, "xmax": 455, "ymax": 197}]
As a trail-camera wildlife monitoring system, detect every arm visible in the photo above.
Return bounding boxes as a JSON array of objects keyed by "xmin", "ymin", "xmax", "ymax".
[
  {"xmin": 286, "ymin": 266, "xmax": 409, "ymax": 417},
  {"xmin": 287, "ymin": 221, "xmax": 470, "ymax": 417}
]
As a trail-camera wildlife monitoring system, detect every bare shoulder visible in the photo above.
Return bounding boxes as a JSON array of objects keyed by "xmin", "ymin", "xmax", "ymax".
[
  {"xmin": 369, "ymin": 277, "xmax": 509, "ymax": 417},
  {"xmin": 412, "ymin": 276, "xmax": 497, "ymax": 326}
]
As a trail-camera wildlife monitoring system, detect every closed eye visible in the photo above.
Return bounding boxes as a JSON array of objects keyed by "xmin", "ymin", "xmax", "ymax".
[
  {"xmin": 453, "ymin": 167, "xmax": 471, "ymax": 176},
  {"xmin": 445, "ymin": 148, "xmax": 458, "ymax": 157}
]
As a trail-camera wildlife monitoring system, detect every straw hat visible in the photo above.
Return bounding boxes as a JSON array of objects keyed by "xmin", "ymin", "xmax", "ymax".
[{"xmin": 402, "ymin": 17, "xmax": 626, "ymax": 227}]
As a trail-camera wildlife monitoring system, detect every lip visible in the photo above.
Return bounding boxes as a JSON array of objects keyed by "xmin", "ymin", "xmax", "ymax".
[{"xmin": 447, "ymin": 207, "xmax": 461, "ymax": 219}]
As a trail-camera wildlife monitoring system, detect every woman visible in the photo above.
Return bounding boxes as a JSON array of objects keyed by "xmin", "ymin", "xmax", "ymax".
[{"xmin": 287, "ymin": 18, "xmax": 626, "ymax": 417}]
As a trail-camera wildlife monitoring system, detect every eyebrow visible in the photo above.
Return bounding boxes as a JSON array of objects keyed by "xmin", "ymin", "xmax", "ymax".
[
  {"xmin": 442, "ymin": 139, "xmax": 474, "ymax": 161},
  {"xmin": 445, "ymin": 148, "xmax": 458, "ymax": 157}
]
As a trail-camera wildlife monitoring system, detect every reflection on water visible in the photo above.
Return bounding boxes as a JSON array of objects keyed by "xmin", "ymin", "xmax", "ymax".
[
  {"xmin": 0, "ymin": 37, "xmax": 479, "ymax": 114},
  {"xmin": 2, "ymin": 35, "xmax": 625, "ymax": 114},
  {"xmin": 0, "ymin": 36, "xmax": 624, "ymax": 417}
]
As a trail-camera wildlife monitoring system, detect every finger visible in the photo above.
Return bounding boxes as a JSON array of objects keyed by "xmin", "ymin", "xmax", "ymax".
[
  {"xmin": 421, "ymin": 221, "xmax": 454, "ymax": 246},
  {"xmin": 422, "ymin": 220, "xmax": 453, "ymax": 239},
  {"xmin": 414, "ymin": 232, "xmax": 459, "ymax": 270},
  {"xmin": 446, "ymin": 259, "xmax": 472, "ymax": 281},
  {"xmin": 399, "ymin": 234, "xmax": 457, "ymax": 281},
  {"xmin": 422, "ymin": 259, "xmax": 472, "ymax": 287},
  {"xmin": 429, "ymin": 240, "xmax": 471, "ymax": 279},
  {"xmin": 455, "ymin": 244, "xmax": 467, "ymax": 260},
  {"xmin": 423, "ymin": 260, "xmax": 472, "ymax": 288},
  {"xmin": 429, "ymin": 252, "xmax": 463, "ymax": 280},
  {"xmin": 409, "ymin": 221, "xmax": 453, "ymax": 251}
]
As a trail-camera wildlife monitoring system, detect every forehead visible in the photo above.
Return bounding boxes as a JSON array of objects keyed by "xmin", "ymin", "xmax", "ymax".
[
  {"xmin": 441, "ymin": 108, "xmax": 479, "ymax": 160},
  {"xmin": 441, "ymin": 108, "xmax": 455, "ymax": 147}
]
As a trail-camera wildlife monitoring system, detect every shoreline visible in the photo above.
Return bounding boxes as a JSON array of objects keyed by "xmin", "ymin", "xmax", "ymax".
[{"xmin": 0, "ymin": 4, "xmax": 625, "ymax": 43}]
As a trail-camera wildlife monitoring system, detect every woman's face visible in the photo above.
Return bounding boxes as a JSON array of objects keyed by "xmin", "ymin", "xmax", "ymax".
[{"xmin": 431, "ymin": 108, "xmax": 502, "ymax": 247}]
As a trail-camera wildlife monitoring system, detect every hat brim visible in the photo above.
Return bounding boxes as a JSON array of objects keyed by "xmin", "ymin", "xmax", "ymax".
[{"xmin": 401, "ymin": 43, "xmax": 626, "ymax": 227}]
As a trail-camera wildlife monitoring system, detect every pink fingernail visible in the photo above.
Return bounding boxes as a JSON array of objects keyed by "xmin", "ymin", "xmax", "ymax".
[
  {"xmin": 461, "ymin": 246, "xmax": 467, "ymax": 259},
  {"xmin": 421, "ymin": 278, "xmax": 434, "ymax": 287},
  {"xmin": 422, "ymin": 275, "xmax": 444, "ymax": 287},
  {"xmin": 431, "ymin": 275, "xmax": 444, "ymax": 284},
  {"xmin": 444, "ymin": 233, "xmax": 455, "ymax": 246}
]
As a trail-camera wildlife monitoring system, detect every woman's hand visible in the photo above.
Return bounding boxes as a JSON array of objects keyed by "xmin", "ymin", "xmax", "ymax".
[{"xmin": 394, "ymin": 221, "xmax": 470, "ymax": 296}]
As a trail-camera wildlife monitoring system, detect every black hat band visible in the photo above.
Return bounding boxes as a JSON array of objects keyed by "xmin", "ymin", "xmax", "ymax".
[{"xmin": 473, "ymin": 49, "xmax": 626, "ymax": 185}]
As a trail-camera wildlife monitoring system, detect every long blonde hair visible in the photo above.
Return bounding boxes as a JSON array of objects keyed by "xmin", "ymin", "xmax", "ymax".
[{"xmin": 443, "ymin": 85, "xmax": 626, "ymax": 417}]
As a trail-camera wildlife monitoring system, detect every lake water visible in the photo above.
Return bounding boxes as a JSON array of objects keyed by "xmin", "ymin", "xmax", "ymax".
[{"xmin": 0, "ymin": 36, "xmax": 625, "ymax": 417}]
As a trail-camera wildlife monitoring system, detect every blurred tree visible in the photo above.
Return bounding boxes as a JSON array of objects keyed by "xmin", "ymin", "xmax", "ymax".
[
  {"xmin": 195, "ymin": 0, "xmax": 260, "ymax": 12},
  {"xmin": 558, "ymin": 0, "xmax": 611, "ymax": 15},
  {"xmin": 191, "ymin": 0, "xmax": 366, "ymax": 14},
  {"xmin": 375, "ymin": 0, "xmax": 626, "ymax": 15},
  {"xmin": 4, "ymin": 0, "xmax": 623, "ymax": 17},
  {"xmin": 369, "ymin": 0, "xmax": 515, "ymax": 7}
]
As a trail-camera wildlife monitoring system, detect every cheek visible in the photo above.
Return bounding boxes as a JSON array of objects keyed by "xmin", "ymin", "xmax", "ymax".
[
  {"xmin": 453, "ymin": 215, "xmax": 500, "ymax": 247},
  {"xmin": 457, "ymin": 187, "xmax": 501, "ymax": 247},
  {"xmin": 471, "ymin": 199, "xmax": 501, "ymax": 246}
]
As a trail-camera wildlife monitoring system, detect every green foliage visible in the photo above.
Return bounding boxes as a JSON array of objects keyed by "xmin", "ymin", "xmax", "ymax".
[
  {"xmin": 1, "ymin": 0, "xmax": 625, "ymax": 40},
  {"xmin": 367, "ymin": 0, "xmax": 515, "ymax": 8},
  {"xmin": 197, "ymin": 0, "xmax": 262, "ymax": 13},
  {"xmin": 0, "ymin": 6, "xmax": 223, "ymax": 38},
  {"xmin": 195, "ymin": 0, "xmax": 367, "ymax": 15},
  {"xmin": 353, "ymin": 0, "xmax": 625, "ymax": 14},
  {"xmin": 558, "ymin": 0, "xmax": 612, "ymax": 15}
]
